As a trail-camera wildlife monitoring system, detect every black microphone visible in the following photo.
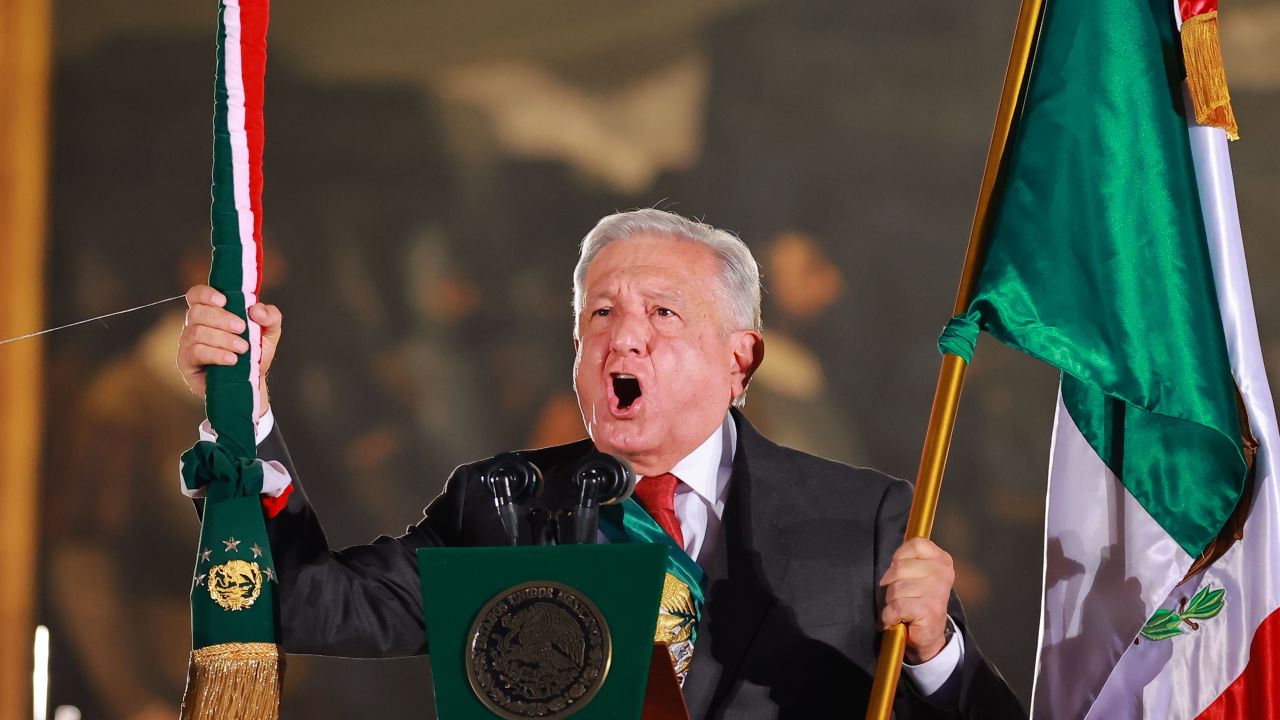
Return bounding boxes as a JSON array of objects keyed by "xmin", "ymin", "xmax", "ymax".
[
  {"xmin": 563, "ymin": 452, "xmax": 637, "ymax": 544},
  {"xmin": 481, "ymin": 453, "xmax": 542, "ymax": 546}
]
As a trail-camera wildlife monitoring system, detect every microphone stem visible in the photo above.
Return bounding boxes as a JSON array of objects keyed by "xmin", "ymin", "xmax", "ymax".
[
  {"xmin": 572, "ymin": 506, "xmax": 599, "ymax": 545},
  {"xmin": 497, "ymin": 503, "xmax": 521, "ymax": 546}
]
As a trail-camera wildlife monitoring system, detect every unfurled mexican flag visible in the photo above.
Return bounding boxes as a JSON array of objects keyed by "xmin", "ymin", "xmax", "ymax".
[{"xmin": 939, "ymin": 0, "xmax": 1278, "ymax": 717}]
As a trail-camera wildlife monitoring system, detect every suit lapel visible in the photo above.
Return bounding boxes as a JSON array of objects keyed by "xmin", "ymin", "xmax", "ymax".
[
  {"xmin": 682, "ymin": 410, "xmax": 791, "ymax": 717},
  {"xmin": 679, "ymin": 543, "xmax": 723, "ymax": 718}
]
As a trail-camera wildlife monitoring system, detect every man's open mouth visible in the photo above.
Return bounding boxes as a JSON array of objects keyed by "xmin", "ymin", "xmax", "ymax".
[{"xmin": 612, "ymin": 374, "xmax": 642, "ymax": 410}]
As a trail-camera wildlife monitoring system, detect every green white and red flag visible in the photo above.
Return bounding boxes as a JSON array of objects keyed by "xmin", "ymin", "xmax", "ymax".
[
  {"xmin": 204, "ymin": 0, "xmax": 269, "ymax": 447},
  {"xmin": 177, "ymin": 0, "xmax": 283, "ymax": 717},
  {"xmin": 939, "ymin": 0, "xmax": 1277, "ymax": 716},
  {"xmin": 1086, "ymin": 90, "xmax": 1280, "ymax": 720}
]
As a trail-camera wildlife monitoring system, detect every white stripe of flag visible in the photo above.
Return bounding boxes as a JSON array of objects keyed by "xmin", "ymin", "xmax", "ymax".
[{"xmin": 220, "ymin": 0, "xmax": 263, "ymax": 426}]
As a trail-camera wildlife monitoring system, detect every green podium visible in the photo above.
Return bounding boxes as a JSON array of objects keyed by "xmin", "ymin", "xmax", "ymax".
[{"xmin": 418, "ymin": 544, "xmax": 676, "ymax": 719}]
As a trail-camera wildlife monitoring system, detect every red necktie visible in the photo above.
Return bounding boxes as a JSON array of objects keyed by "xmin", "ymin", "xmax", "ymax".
[{"xmin": 633, "ymin": 472, "xmax": 685, "ymax": 550}]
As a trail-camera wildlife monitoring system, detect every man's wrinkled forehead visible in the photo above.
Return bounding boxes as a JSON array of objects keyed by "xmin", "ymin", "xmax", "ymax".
[
  {"xmin": 580, "ymin": 237, "xmax": 722, "ymax": 302},
  {"xmin": 582, "ymin": 282, "xmax": 687, "ymax": 308}
]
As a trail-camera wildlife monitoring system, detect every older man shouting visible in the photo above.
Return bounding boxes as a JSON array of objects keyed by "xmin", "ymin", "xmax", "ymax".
[{"xmin": 177, "ymin": 209, "xmax": 1025, "ymax": 718}]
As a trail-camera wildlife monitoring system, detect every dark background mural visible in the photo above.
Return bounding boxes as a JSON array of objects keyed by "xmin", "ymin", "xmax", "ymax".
[{"xmin": 38, "ymin": 0, "xmax": 1280, "ymax": 716}]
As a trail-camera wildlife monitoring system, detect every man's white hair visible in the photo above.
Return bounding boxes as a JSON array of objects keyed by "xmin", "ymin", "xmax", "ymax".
[
  {"xmin": 572, "ymin": 208, "xmax": 763, "ymax": 406},
  {"xmin": 573, "ymin": 208, "xmax": 762, "ymax": 334}
]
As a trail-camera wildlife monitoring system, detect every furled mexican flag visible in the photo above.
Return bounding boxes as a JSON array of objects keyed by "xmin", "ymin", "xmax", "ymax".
[
  {"xmin": 177, "ymin": 0, "xmax": 282, "ymax": 717},
  {"xmin": 939, "ymin": 0, "xmax": 1276, "ymax": 716}
]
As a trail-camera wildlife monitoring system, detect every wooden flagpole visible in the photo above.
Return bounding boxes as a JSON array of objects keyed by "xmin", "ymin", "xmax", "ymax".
[{"xmin": 863, "ymin": 0, "xmax": 1045, "ymax": 717}]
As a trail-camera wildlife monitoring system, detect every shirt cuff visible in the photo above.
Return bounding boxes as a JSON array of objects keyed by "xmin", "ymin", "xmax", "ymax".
[
  {"xmin": 197, "ymin": 407, "xmax": 276, "ymax": 445},
  {"xmin": 901, "ymin": 616, "xmax": 965, "ymax": 703}
]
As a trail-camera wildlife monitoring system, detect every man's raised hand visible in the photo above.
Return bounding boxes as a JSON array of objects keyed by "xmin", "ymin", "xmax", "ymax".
[{"xmin": 177, "ymin": 284, "xmax": 282, "ymax": 417}]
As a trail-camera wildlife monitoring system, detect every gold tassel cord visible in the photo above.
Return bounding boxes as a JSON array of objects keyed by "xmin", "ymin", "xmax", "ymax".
[
  {"xmin": 180, "ymin": 642, "xmax": 284, "ymax": 720},
  {"xmin": 1182, "ymin": 12, "xmax": 1239, "ymax": 140}
]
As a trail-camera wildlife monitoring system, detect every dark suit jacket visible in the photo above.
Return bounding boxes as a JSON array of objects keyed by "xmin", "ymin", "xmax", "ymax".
[{"xmin": 259, "ymin": 409, "xmax": 1025, "ymax": 719}]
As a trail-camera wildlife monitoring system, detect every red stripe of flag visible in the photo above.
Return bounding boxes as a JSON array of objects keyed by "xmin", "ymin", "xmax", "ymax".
[
  {"xmin": 1197, "ymin": 605, "xmax": 1280, "ymax": 719},
  {"xmin": 240, "ymin": 0, "xmax": 269, "ymax": 295}
]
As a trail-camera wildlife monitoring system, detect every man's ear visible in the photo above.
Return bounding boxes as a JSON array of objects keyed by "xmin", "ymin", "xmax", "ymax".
[{"xmin": 730, "ymin": 330, "xmax": 764, "ymax": 398}]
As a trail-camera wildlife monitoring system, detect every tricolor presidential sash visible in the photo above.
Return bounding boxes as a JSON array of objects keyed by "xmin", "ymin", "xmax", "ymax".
[{"xmin": 600, "ymin": 499, "xmax": 705, "ymax": 684}]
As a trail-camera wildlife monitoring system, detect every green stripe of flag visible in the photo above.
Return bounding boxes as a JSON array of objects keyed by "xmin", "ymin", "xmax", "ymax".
[{"xmin": 944, "ymin": 0, "xmax": 1246, "ymax": 557}]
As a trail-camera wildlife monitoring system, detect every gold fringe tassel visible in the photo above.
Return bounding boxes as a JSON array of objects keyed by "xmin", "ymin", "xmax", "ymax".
[
  {"xmin": 1181, "ymin": 12, "xmax": 1239, "ymax": 140},
  {"xmin": 179, "ymin": 642, "xmax": 284, "ymax": 720}
]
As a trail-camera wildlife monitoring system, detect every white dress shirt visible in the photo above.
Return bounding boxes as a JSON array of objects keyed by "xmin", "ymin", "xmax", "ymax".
[
  {"xmin": 186, "ymin": 408, "xmax": 963, "ymax": 698},
  {"xmin": 661, "ymin": 411, "xmax": 736, "ymax": 563}
]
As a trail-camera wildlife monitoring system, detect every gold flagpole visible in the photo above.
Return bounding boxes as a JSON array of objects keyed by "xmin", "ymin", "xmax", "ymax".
[
  {"xmin": 863, "ymin": 0, "xmax": 1045, "ymax": 717},
  {"xmin": 0, "ymin": 0, "xmax": 52, "ymax": 716}
]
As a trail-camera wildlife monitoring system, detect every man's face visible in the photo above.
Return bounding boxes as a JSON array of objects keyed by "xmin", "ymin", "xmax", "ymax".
[{"xmin": 573, "ymin": 234, "xmax": 760, "ymax": 475}]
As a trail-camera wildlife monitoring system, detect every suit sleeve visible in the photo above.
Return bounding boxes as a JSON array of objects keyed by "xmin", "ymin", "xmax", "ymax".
[
  {"xmin": 874, "ymin": 479, "xmax": 1028, "ymax": 720},
  {"xmin": 256, "ymin": 421, "xmax": 469, "ymax": 659}
]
